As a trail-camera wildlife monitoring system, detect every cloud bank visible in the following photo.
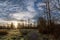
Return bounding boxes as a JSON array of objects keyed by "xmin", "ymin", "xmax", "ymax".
[{"xmin": 0, "ymin": 0, "xmax": 60, "ymax": 23}]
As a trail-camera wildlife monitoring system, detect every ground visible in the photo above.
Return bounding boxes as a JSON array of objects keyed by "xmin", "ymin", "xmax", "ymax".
[{"xmin": 0, "ymin": 29, "xmax": 54, "ymax": 40}]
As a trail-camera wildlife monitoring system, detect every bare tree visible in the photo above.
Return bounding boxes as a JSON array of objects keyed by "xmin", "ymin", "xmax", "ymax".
[{"xmin": 10, "ymin": 23, "xmax": 14, "ymax": 29}]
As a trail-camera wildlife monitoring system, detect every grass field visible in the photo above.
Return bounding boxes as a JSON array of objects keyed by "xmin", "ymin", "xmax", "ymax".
[{"xmin": 0, "ymin": 29, "xmax": 55, "ymax": 40}]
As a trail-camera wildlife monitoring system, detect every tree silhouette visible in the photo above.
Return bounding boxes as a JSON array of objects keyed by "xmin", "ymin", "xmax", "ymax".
[
  {"xmin": 37, "ymin": 17, "xmax": 47, "ymax": 34},
  {"xmin": 17, "ymin": 23, "xmax": 21, "ymax": 29},
  {"xmin": 10, "ymin": 23, "xmax": 14, "ymax": 29}
]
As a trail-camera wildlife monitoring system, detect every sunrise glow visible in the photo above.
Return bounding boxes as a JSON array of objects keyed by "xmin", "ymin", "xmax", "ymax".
[{"xmin": 12, "ymin": 21, "xmax": 18, "ymax": 28}]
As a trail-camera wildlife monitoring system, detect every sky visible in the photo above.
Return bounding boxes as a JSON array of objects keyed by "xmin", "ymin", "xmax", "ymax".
[{"xmin": 0, "ymin": 0, "xmax": 60, "ymax": 23}]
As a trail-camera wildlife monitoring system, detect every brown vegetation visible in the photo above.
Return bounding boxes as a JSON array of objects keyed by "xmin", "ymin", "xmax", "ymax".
[
  {"xmin": 0, "ymin": 30, "xmax": 8, "ymax": 36},
  {"xmin": 37, "ymin": 17, "xmax": 60, "ymax": 39}
]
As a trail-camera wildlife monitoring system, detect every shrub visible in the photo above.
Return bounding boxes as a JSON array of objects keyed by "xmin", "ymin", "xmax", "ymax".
[{"xmin": 0, "ymin": 30, "xmax": 8, "ymax": 36}]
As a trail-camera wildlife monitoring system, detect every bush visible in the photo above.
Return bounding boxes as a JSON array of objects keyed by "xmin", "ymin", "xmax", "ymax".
[{"xmin": 0, "ymin": 30, "xmax": 8, "ymax": 36}]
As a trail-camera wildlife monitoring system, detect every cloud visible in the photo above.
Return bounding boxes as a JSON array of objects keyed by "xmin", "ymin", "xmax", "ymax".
[
  {"xmin": 26, "ymin": 1, "xmax": 35, "ymax": 12},
  {"xmin": 36, "ymin": 2, "xmax": 46, "ymax": 10},
  {"xmin": 1, "ymin": 0, "xmax": 60, "ymax": 23},
  {"xmin": 37, "ymin": 2, "xmax": 46, "ymax": 6},
  {"xmin": 0, "ymin": 0, "xmax": 37, "ymax": 23},
  {"xmin": 10, "ymin": 11, "xmax": 36, "ymax": 20}
]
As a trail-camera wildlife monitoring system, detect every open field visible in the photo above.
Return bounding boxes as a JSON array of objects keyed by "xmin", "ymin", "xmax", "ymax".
[
  {"xmin": 0, "ymin": 29, "xmax": 55, "ymax": 40},
  {"xmin": 0, "ymin": 29, "xmax": 23, "ymax": 40}
]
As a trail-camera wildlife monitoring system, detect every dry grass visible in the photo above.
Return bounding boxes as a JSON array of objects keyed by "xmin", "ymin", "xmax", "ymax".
[{"xmin": 0, "ymin": 30, "xmax": 8, "ymax": 36}]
